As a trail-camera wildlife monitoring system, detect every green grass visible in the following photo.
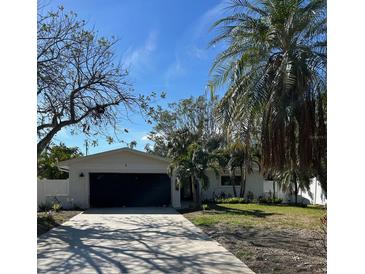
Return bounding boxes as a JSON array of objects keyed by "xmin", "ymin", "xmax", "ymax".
[
  {"xmin": 184, "ymin": 203, "xmax": 326, "ymax": 230},
  {"xmin": 236, "ymin": 250, "xmax": 255, "ymax": 260}
]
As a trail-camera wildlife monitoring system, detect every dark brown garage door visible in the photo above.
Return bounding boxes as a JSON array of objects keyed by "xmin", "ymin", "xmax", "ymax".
[{"xmin": 89, "ymin": 173, "xmax": 171, "ymax": 207}]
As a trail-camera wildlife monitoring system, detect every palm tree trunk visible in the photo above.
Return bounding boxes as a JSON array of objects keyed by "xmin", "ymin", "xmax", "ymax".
[
  {"xmin": 191, "ymin": 176, "xmax": 198, "ymax": 207},
  {"xmin": 232, "ymin": 181, "xmax": 237, "ymax": 197},
  {"xmin": 239, "ymin": 165, "xmax": 246, "ymax": 198},
  {"xmin": 273, "ymin": 181, "xmax": 276, "ymax": 199},
  {"xmin": 230, "ymin": 168, "xmax": 237, "ymax": 197},
  {"xmin": 293, "ymin": 172, "xmax": 298, "ymax": 205},
  {"xmin": 196, "ymin": 178, "xmax": 201, "ymax": 205}
]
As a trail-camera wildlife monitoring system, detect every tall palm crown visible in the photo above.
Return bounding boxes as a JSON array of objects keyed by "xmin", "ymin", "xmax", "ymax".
[{"xmin": 210, "ymin": 0, "xmax": 326, "ymax": 191}]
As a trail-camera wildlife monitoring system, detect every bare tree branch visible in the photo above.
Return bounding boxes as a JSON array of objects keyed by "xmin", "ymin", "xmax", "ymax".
[{"xmin": 37, "ymin": 6, "xmax": 145, "ymax": 154}]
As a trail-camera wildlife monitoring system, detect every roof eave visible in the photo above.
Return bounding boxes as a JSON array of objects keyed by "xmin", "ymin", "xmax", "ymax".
[{"xmin": 58, "ymin": 147, "xmax": 170, "ymax": 167}]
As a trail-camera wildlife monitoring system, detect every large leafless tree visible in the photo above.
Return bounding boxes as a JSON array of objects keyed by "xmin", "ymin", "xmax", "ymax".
[{"xmin": 37, "ymin": 6, "xmax": 141, "ymax": 154}]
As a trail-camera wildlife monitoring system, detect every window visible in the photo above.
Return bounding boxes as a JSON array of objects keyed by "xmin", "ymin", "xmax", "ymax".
[{"xmin": 221, "ymin": 176, "xmax": 241, "ymax": 186}]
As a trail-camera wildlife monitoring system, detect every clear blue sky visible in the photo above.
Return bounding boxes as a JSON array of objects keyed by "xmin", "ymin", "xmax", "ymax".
[{"xmin": 45, "ymin": 0, "xmax": 228, "ymax": 154}]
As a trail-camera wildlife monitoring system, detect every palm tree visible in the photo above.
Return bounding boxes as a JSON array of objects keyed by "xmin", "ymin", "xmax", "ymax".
[
  {"xmin": 275, "ymin": 167, "xmax": 311, "ymax": 204},
  {"xmin": 215, "ymin": 141, "xmax": 258, "ymax": 198},
  {"xmin": 215, "ymin": 147, "xmax": 239, "ymax": 197},
  {"xmin": 227, "ymin": 142, "xmax": 260, "ymax": 198},
  {"xmin": 169, "ymin": 141, "xmax": 219, "ymax": 207},
  {"xmin": 210, "ymin": 0, "xmax": 327, "ymax": 192}
]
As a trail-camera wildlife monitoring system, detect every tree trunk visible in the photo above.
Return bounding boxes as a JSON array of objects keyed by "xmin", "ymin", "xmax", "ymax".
[
  {"xmin": 196, "ymin": 181, "xmax": 201, "ymax": 206},
  {"xmin": 231, "ymin": 178, "xmax": 237, "ymax": 197},
  {"xmin": 239, "ymin": 165, "xmax": 246, "ymax": 198},
  {"xmin": 230, "ymin": 168, "xmax": 237, "ymax": 197},
  {"xmin": 273, "ymin": 181, "xmax": 276, "ymax": 199},
  {"xmin": 191, "ymin": 176, "xmax": 200, "ymax": 208},
  {"xmin": 293, "ymin": 172, "xmax": 298, "ymax": 205},
  {"xmin": 37, "ymin": 126, "xmax": 62, "ymax": 155}
]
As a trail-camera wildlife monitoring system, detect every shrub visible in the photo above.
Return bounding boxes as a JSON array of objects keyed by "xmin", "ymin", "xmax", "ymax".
[
  {"xmin": 51, "ymin": 202, "xmax": 62, "ymax": 212},
  {"xmin": 257, "ymin": 196, "xmax": 283, "ymax": 204},
  {"xmin": 258, "ymin": 196, "xmax": 267, "ymax": 204},
  {"xmin": 38, "ymin": 201, "xmax": 63, "ymax": 212},
  {"xmin": 37, "ymin": 211, "xmax": 57, "ymax": 230},
  {"xmin": 44, "ymin": 211, "xmax": 55, "ymax": 222},
  {"xmin": 38, "ymin": 202, "xmax": 52, "ymax": 212},
  {"xmin": 214, "ymin": 197, "xmax": 246, "ymax": 204},
  {"xmin": 272, "ymin": 197, "xmax": 283, "ymax": 204},
  {"xmin": 213, "ymin": 192, "xmax": 234, "ymax": 200},
  {"xmin": 287, "ymin": 201, "xmax": 308, "ymax": 207}
]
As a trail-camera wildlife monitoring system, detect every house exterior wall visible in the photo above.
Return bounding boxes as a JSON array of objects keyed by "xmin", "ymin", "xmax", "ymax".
[
  {"xmin": 201, "ymin": 169, "xmax": 264, "ymax": 201},
  {"xmin": 64, "ymin": 150, "xmax": 267, "ymax": 209},
  {"xmin": 65, "ymin": 150, "xmax": 178, "ymax": 209},
  {"xmin": 170, "ymin": 174, "xmax": 181, "ymax": 208},
  {"xmin": 59, "ymin": 148, "xmax": 326, "ymax": 209}
]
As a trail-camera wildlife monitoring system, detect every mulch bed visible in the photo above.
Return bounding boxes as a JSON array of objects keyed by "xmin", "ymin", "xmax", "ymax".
[
  {"xmin": 37, "ymin": 210, "xmax": 82, "ymax": 236},
  {"xmin": 200, "ymin": 223, "xmax": 326, "ymax": 274}
]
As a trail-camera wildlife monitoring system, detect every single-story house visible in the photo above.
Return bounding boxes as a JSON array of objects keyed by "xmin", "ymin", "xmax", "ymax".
[{"xmin": 57, "ymin": 147, "xmax": 326, "ymax": 209}]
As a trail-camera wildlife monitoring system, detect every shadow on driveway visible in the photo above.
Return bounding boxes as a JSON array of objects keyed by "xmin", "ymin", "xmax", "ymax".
[{"xmin": 38, "ymin": 207, "xmax": 254, "ymax": 274}]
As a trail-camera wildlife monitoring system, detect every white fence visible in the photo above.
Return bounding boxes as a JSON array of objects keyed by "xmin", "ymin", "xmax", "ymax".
[
  {"xmin": 37, "ymin": 179, "xmax": 71, "ymax": 209},
  {"xmin": 263, "ymin": 178, "xmax": 327, "ymax": 205},
  {"xmin": 298, "ymin": 178, "xmax": 327, "ymax": 205}
]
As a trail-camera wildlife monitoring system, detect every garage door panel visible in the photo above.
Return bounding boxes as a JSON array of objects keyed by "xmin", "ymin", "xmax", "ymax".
[{"xmin": 90, "ymin": 173, "xmax": 171, "ymax": 207}]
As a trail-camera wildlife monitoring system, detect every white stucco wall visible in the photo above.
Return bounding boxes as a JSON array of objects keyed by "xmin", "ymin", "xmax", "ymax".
[
  {"xmin": 263, "ymin": 180, "xmax": 288, "ymax": 200},
  {"xmin": 60, "ymin": 148, "xmax": 326, "ymax": 209},
  {"xmin": 263, "ymin": 178, "xmax": 327, "ymax": 205},
  {"xmin": 298, "ymin": 178, "xmax": 327, "ymax": 205},
  {"xmin": 170, "ymin": 173, "xmax": 181, "ymax": 208},
  {"xmin": 201, "ymin": 169, "xmax": 264, "ymax": 201},
  {"xmin": 63, "ymin": 149, "xmax": 178, "ymax": 209},
  {"xmin": 37, "ymin": 179, "xmax": 70, "ymax": 208}
]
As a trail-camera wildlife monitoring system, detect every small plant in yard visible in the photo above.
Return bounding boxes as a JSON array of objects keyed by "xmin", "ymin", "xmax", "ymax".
[
  {"xmin": 38, "ymin": 210, "xmax": 56, "ymax": 226},
  {"xmin": 38, "ymin": 201, "xmax": 63, "ymax": 212},
  {"xmin": 51, "ymin": 202, "xmax": 62, "ymax": 212},
  {"xmin": 202, "ymin": 204, "xmax": 208, "ymax": 212},
  {"xmin": 236, "ymin": 250, "xmax": 255, "ymax": 260},
  {"xmin": 44, "ymin": 211, "xmax": 55, "ymax": 221},
  {"xmin": 37, "ymin": 210, "xmax": 57, "ymax": 236},
  {"xmin": 272, "ymin": 197, "xmax": 283, "ymax": 204}
]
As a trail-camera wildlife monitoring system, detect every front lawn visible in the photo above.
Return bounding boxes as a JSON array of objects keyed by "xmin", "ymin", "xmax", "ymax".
[
  {"xmin": 37, "ymin": 210, "xmax": 82, "ymax": 236},
  {"xmin": 184, "ymin": 203, "xmax": 325, "ymax": 230},
  {"xmin": 182, "ymin": 204, "xmax": 326, "ymax": 274}
]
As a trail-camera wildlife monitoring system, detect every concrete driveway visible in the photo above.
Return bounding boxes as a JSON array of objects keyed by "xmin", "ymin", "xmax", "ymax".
[{"xmin": 38, "ymin": 207, "xmax": 254, "ymax": 274}]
